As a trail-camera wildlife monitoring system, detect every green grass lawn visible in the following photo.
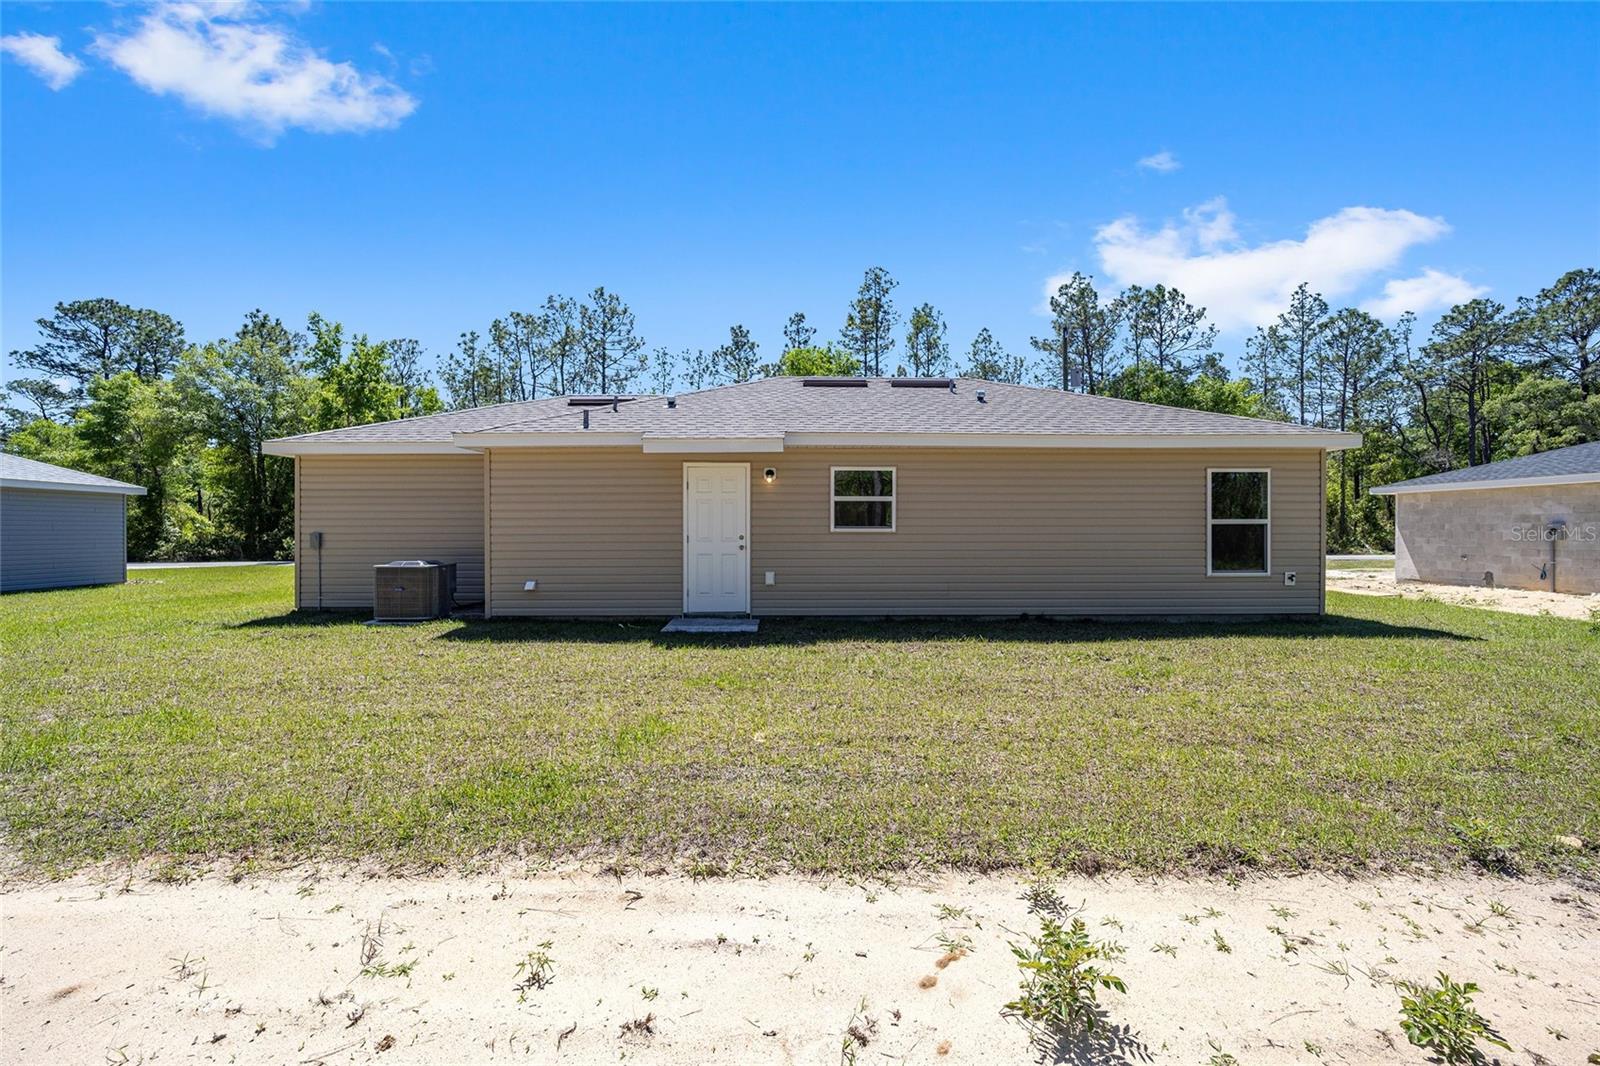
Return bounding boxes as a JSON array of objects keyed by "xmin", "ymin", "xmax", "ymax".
[
  {"xmin": 1326, "ymin": 557, "xmax": 1395, "ymax": 570},
  {"xmin": 2, "ymin": 566, "xmax": 1595, "ymax": 876}
]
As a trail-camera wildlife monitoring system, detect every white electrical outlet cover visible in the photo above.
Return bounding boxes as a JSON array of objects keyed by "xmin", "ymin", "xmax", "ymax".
[{"xmin": 524, "ymin": 580, "xmax": 537, "ymax": 591}]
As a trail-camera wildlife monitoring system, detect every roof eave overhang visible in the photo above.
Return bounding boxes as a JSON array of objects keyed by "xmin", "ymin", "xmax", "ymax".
[
  {"xmin": 1, "ymin": 477, "xmax": 147, "ymax": 496},
  {"xmin": 448, "ymin": 429, "xmax": 1364, "ymax": 453},
  {"xmin": 294, "ymin": 428, "xmax": 1369, "ymax": 451},
  {"xmin": 452, "ymin": 433, "xmax": 785, "ymax": 453},
  {"xmin": 1371, "ymin": 471, "xmax": 1600, "ymax": 495},
  {"xmin": 784, "ymin": 431, "xmax": 1362, "ymax": 450},
  {"xmin": 452, "ymin": 431, "xmax": 644, "ymax": 450},
  {"xmin": 262, "ymin": 440, "xmax": 479, "ymax": 456},
  {"xmin": 642, "ymin": 436, "xmax": 784, "ymax": 454}
]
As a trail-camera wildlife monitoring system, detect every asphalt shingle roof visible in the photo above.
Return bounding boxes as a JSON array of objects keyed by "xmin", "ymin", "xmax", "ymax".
[
  {"xmin": 0, "ymin": 454, "xmax": 147, "ymax": 494},
  {"xmin": 265, "ymin": 378, "xmax": 1356, "ymax": 451},
  {"xmin": 265, "ymin": 395, "xmax": 606, "ymax": 443},
  {"xmin": 1372, "ymin": 440, "xmax": 1600, "ymax": 493},
  {"xmin": 467, "ymin": 377, "xmax": 1342, "ymax": 439}
]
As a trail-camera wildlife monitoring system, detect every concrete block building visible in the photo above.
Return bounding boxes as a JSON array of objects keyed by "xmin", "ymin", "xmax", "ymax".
[{"xmin": 1372, "ymin": 441, "xmax": 1600, "ymax": 594}]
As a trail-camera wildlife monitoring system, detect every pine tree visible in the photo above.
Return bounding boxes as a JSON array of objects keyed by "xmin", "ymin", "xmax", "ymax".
[
  {"xmin": 1517, "ymin": 267, "xmax": 1600, "ymax": 395},
  {"xmin": 1120, "ymin": 285, "xmax": 1216, "ymax": 378},
  {"xmin": 539, "ymin": 295, "xmax": 584, "ymax": 395},
  {"xmin": 1031, "ymin": 274, "xmax": 1120, "ymax": 392},
  {"xmin": 1243, "ymin": 324, "xmax": 1288, "ymax": 417},
  {"xmin": 8, "ymin": 298, "xmax": 185, "ymax": 403},
  {"xmin": 1, "ymin": 378, "xmax": 75, "ymax": 431},
  {"xmin": 383, "ymin": 339, "xmax": 443, "ymax": 417},
  {"xmin": 962, "ymin": 328, "xmax": 1027, "ymax": 383},
  {"xmin": 439, "ymin": 330, "xmax": 497, "ymax": 409},
  {"xmin": 1421, "ymin": 299, "xmax": 1522, "ymax": 466},
  {"xmin": 1319, "ymin": 308, "xmax": 1392, "ymax": 547},
  {"xmin": 903, "ymin": 303, "xmax": 950, "ymax": 376},
  {"xmin": 1277, "ymin": 283, "xmax": 1329, "ymax": 425},
  {"xmin": 782, "ymin": 312, "xmax": 815, "ymax": 354},
  {"xmin": 488, "ymin": 311, "xmax": 549, "ymax": 400},
  {"xmin": 647, "ymin": 347, "xmax": 681, "ymax": 394},
  {"xmin": 711, "ymin": 324, "xmax": 762, "ymax": 383},
  {"xmin": 578, "ymin": 287, "xmax": 645, "ymax": 394},
  {"xmin": 841, "ymin": 267, "xmax": 899, "ymax": 376}
]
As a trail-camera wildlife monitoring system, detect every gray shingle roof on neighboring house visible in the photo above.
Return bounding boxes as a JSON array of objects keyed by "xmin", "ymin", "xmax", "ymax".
[
  {"xmin": 265, "ymin": 378, "xmax": 1361, "ymax": 454},
  {"xmin": 1371, "ymin": 440, "xmax": 1600, "ymax": 495},
  {"xmin": 0, "ymin": 454, "xmax": 148, "ymax": 495}
]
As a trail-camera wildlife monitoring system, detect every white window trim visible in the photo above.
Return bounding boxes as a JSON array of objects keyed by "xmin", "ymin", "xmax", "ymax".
[
  {"xmin": 1206, "ymin": 467, "xmax": 1271, "ymax": 577},
  {"xmin": 830, "ymin": 465, "xmax": 897, "ymax": 533}
]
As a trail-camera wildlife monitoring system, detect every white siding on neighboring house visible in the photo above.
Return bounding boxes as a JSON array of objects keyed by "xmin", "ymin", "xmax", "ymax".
[{"xmin": 0, "ymin": 488, "xmax": 129, "ymax": 592}]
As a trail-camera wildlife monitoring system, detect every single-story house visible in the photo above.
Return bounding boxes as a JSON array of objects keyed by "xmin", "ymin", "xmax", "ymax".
[
  {"xmin": 1, "ymin": 454, "xmax": 147, "ymax": 593},
  {"xmin": 263, "ymin": 377, "xmax": 1361, "ymax": 617},
  {"xmin": 1371, "ymin": 440, "xmax": 1600, "ymax": 594}
]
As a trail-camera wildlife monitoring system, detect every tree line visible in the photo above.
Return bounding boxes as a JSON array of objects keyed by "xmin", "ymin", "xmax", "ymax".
[
  {"xmin": 3, "ymin": 268, "xmax": 1594, "ymax": 560},
  {"xmin": 1027, "ymin": 269, "xmax": 1596, "ymax": 550},
  {"xmin": 3, "ymin": 304, "xmax": 443, "ymax": 561}
]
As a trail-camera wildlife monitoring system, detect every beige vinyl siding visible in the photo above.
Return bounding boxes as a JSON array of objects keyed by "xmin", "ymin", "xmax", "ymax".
[
  {"xmin": 0, "ymin": 488, "xmax": 128, "ymax": 592},
  {"xmin": 295, "ymin": 454, "xmax": 484, "ymax": 610},
  {"xmin": 488, "ymin": 448, "xmax": 684, "ymax": 616},
  {"xmin": 486, "ymin": 446, "xmax": 1325, "ymax": 616}
]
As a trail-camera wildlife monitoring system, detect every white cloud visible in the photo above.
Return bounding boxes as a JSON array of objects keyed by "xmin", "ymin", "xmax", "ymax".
[
  {"xmin": 1072, "ymin": 199, "xmax": 1453, "ymax": 330},
  {"xmin": 94, "ymin": 3, "xmax": 417, "ymax": 140},
  {"xmin": 1362, "ymin": 269, "xmax": 1488, "ymax": 321},
  {"xmin": 1181, "ymin": 196, "xmax": 1237, "ymax": 250},
  {"xmin": 1136, "ymin": 150, "xmax": 1180, "ymax": 173},
  {"xmin": 1, "ymin": 32, "xmax": 85, "ymax": 90}
]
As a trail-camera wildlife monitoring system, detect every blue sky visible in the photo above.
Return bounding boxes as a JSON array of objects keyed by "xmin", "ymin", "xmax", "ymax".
[{"xmin": 3, "ymin": 2, "xmax": 1597, "ymax": 384}]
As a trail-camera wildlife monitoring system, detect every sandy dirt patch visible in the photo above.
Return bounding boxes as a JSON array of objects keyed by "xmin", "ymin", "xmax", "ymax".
[
  {"xmin": 3, "ymin": 870, "xmax": 1597, "ymax": 1065},
  {"xmin": 1328, "ymin": 567, "xmax": 1600, "ymax": 620}
]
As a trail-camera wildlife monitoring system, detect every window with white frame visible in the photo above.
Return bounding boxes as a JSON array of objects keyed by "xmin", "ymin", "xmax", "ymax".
[
  {"xmin": 831, "ymin": 467, "xmax": 895, "ymax": 531},
  {"xmin": 1207, "ymin": 469, "xmax": 1269, "ymax": 575}
]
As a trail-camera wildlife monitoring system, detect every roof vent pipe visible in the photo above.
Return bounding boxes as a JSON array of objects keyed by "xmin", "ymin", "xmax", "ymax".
[
  {"xmin": 667, "ymin": 396, "xmax": 677, "ymax": 409},
  {"xmin": 976, "ymin": 389, "xmax": 987, "ymax": 403},
  {"xmin": 612, "ymin": 396, "xmax": 619, "ymax": 412},
  {"xmin": 949, "ymin": 380, "xmax": 956, "ymax": 394},
  {"xmin": 582, "ymin": 409, "xmax": 590, "ymax": 429}
]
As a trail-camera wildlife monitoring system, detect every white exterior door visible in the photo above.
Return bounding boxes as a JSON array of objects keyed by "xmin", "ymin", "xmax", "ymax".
[{"xmin": 682, "ymin": 463, "xmax": 750, "ymax": 614}]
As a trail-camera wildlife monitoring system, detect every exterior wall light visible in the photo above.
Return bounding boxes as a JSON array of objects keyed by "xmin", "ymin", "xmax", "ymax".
[{"xmin": 764, "ymin": 467, "xmax": 777, "ymax": 484}]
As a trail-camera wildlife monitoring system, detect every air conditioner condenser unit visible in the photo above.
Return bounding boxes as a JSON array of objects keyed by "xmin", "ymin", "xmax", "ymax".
[{"xmin": 373, "ymin": 560, "xmax": 456, "ymax": 621}]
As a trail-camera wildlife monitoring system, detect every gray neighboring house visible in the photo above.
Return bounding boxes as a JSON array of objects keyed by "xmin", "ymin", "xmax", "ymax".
[
  {"xmin": 1372, "ymin": 440, "xmax": 1600, "ymax": 594},
  {"xmin": 266, "ymin": 377, "xmax": 1360, "ymax": 618},
  {"xmin": 1, "ymin": 455, "xmax": 147, "ymax": 593}
]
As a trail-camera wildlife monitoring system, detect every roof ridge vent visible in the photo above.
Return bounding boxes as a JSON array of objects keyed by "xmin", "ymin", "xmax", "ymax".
[
  {"xmin": 888, "ymin": 378, "xmax": 954, "ymax": 389},
  {"xmin": 801, "ymin": 378, "xmax": 868, "ymax": 388}
]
